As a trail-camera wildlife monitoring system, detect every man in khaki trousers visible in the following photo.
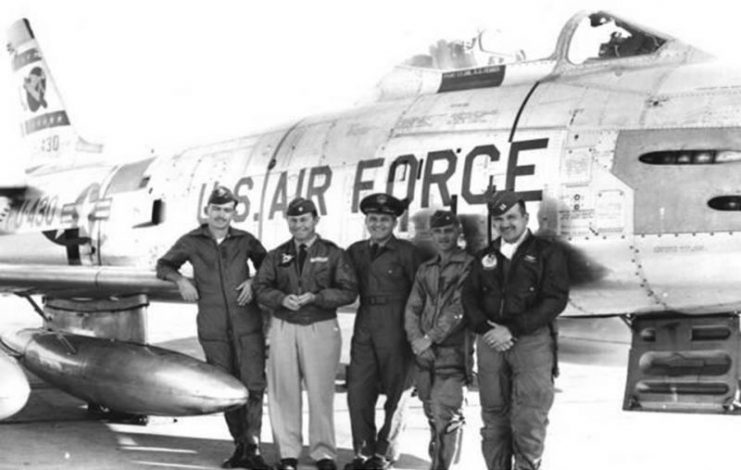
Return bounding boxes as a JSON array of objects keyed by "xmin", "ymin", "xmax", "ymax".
[{"xmin": 254, "ymin": 198, "xmax": 358, "ymax": 470}]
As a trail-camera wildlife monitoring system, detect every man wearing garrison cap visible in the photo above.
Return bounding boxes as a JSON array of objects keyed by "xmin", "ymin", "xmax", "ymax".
[
  {"xmin": 404, "ymin": 211, "xmax": 474, "ymax": 469},
  {"xmin": 462, "ymin": 190, "xmax": 569, "ymax": 470},
  {"xmin": 157, "ymin": 185, "xmax": 270, "ymax": 469},
  {"xmin": 254, "ymin": 197, "xmax": 358, "ymax": 470},
  {"xmin": 344, "ymin": 193, "xmax": 425, "ymax": 470}
]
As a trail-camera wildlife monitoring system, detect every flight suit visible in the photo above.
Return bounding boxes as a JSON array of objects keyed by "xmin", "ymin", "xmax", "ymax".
[
  {"xmin": 405, "ymin": 247, "xmax": 474, "ymax": 470},
  {"xmin": 254, "ymin": 236, "xmax": 358, "ymax": 462},
  {"xmin": 156, "ymin": 225, "xmax": 267, "ymax": 449},
  {"xmin": 462, "ymin": 232, "xmax": 569, "ymax": 470},
  {"xmin": 346, "ymin": 236, "xmax": 425, "ymax": 461}
]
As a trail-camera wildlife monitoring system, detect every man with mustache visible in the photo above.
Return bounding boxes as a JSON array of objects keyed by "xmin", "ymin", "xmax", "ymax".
[{"xmin": 157, "ymin": 185, "xmax": 270, "ymax": 470}]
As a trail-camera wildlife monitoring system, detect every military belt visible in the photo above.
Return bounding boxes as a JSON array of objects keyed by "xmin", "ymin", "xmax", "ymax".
[{"xmin": 360, "ymin": 295, "xmax": 406, "ymax": 305}]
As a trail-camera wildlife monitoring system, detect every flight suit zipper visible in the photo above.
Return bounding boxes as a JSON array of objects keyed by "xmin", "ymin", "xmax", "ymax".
[{"xmin": 214, "ymin": 236, "xmax": 233, "ymax": 333}]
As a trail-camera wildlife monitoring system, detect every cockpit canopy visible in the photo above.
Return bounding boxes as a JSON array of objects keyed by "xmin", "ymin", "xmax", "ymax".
[
  {"xmin": 401, "ymin": 11, "xmax": 690, "ymax": 71},
  {"xmin": 564, "ymin": 11, "xmax": 668, "ymax": 64},
  {"xmin": 372, "ymin": 11, "xmax": 708, "ymax": 102}
]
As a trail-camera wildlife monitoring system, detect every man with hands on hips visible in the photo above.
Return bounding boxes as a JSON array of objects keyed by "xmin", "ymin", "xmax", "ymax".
[
  {"xmin": 462, "ymin": 190, "xmax": 569, "ymax": 470},
  {"xmin": 156, "ymin": 185, "xmax": 269, "ymax": 470}
]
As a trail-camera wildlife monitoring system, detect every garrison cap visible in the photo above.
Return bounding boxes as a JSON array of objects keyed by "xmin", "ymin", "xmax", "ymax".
[
  {"xmin": 429, "ymin": 210, "xmax": 459, "ymax": 229},
  {"xmin": 207, "ymin": 185, "xmax": 237, "ymax": 205},
  {"xmin": 487, "ymin": 190, "xmax": 523, "ymax": 216},
  {"xmin": 360, "ymin": 193, "xmax": 407, "ymax": 217},
  {"xmin": 286, "ymin": 197, "xmax": 318, "ymax": 216}
]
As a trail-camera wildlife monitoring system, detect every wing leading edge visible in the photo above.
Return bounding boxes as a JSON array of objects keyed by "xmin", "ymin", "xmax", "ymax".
[{"xmin": 0, "ymin": 264, "xmax": 179, "ymax": 300}]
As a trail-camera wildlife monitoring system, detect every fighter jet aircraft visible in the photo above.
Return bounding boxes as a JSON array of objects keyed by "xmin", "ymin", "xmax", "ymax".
[{"xmin": 1, "ymin": 10, "xmax": 740, "ymax": 420}]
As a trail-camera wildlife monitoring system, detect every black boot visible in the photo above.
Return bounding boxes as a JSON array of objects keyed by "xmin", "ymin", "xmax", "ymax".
[
  {"xmin": 222, "ymin": 443, "xmax": 245, "ymax": 469},
  {"xmin": 239, "ymin": 444, "xmax": 271, "ymax": 470}
]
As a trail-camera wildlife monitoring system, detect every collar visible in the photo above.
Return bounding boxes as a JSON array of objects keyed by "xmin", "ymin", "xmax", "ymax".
[
  {"xmin": 369, "ymin": 235, "xmax": 397, "ymax": 250},
  {"xmin": 294, "ymin": 235, "xmax": 318, "ymax": 251},
  {"xmin": 432, "ymin": 246, "xmax": 468, "ymax": 265},
  {"xmin": 498, "ymin": 229, "xmax": 530, "ymax": 259},
  {"xmin": 196, "ymin": 224, "xmax": 239, "ymax": 240}
]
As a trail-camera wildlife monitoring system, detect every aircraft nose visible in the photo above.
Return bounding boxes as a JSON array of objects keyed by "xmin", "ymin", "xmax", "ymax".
[{"xmin": 0, "ymin": 329, "xmax": 34, "ymax": 355}]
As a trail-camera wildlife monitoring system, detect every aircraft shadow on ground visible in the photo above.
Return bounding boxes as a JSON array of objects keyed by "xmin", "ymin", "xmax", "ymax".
[{"xmin": 2, "ymin": 384, "xmax": 430, "ymax": 470}]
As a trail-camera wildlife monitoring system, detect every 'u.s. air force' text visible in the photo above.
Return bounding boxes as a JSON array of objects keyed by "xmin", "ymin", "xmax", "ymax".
[{"xmin": 198, "ymin": 138, "xmax": 548, "ymax": 223}]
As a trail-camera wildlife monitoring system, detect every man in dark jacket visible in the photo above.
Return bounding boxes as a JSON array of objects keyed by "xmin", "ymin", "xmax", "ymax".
[
  {"xmin": 254, "ymin": 197, "xmax": 358, "ymax": 470},
  {"xmin": 344, "ymin": 193, "xmax": 425, "ymax": 470},
  {"xmin": 462, "ymin": 190, "xmax": 569, "ymax": 470},
  {"xmin": 405, "ymin": 210, "xmax": 474, "ymax": 470},
  {"xmin": 156, "ymin": 185, "xmax": 269, "ymax": 470}
]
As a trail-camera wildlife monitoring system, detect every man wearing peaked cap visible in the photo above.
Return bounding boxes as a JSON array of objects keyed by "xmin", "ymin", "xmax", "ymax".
[
  {"xmin": 157, "ymin": 184, "xmax": 270, "ymax": 469},
  {"xmin": 254, "ymin": 197, "xmax": 357, "ymax": 470},
  {"xmin": 405, "ymin": 210, "xmax": 474, "ymax": 470},
  {"xmin": 344, "ymin": 193, "xmax": 425, "ymax": 470},
  {"xmin": 462, "ymin": 189, "xmax": 569, "ymax": 470}
]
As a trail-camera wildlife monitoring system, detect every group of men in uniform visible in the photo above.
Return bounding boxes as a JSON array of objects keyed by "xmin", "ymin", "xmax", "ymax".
[{"xmin": 156, "ymin": 185, "xmax": 569, "ymax": 470}]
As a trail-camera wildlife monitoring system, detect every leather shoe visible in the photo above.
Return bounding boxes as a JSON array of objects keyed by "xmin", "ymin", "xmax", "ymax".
[
  {"xmin": 343, "ymin": 457, "xmax": 367, "ymax": 470},
  {"xmin": 275, "ymin": 458, "xmax": 299, "ymax": 470},
  {"xmin": 362, "ymin": 455, "xmax": 391, "ymax": 470},
  {"xmin": 240, "ymin": 452, "xmax": 271, "ymax": 470},
  {"xmin": 316, "ymin": 458, "xmax": 337, "ymax": 470}
]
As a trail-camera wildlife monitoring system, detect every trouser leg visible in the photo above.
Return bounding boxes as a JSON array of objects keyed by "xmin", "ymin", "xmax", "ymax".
[
  {"xmin": 477, "ymin": 336, "xmax": 512, "ymax": 470},
  {"xmin": 431, "ymin": 371, "xmax": 465, "ymax": 470},
  {"xmin": 236, "ymin": 331, "xmax": 267, "ymax": 448},
  {"xmin": 200, "ymin": 338, "xmax": 246, "ymax": 443},
  {"xmin": 413, "ymin": 362, "xmax": 436, "ymax": 464},
  {"xmin": 347, "ymin": 326, "xmax": 380, "ymax": 456},
  {"xmin": 375, "ymin": 336, "xmax": 413, "ymax": 460},
  {"xmin": 509, "ymin": 329, "xmax": 554, "ymax": 470},
  {"xmin": 267, "ymin": 319, "xmax": 303, "ymax": 459},
  {"xmin": 298, "ymin": 318, "xmax": 342, "ymax": 461}
]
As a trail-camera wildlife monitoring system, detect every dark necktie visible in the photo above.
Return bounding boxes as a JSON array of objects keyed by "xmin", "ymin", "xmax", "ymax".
[
  {"xmin": 298, "ymin": 244, "xmax": 307, "ymax": 272},
  {"xmin": 370, "ymin": 243, "xmax": 379, "ymax": 260}
]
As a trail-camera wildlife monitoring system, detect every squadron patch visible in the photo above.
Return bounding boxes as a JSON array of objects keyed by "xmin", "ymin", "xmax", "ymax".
[
  {"xmin": 482, "ymin": 253, "xmax": 497, "ymax": 270},
  {"xmin": 279, "ymin": 253, "xmax": 295, "ymax": 266}
]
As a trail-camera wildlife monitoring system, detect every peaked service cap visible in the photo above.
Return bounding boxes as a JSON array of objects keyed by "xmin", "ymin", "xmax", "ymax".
[{"xmin": 360, "ymin": 193, "xmax": 408, "ymax": 217}]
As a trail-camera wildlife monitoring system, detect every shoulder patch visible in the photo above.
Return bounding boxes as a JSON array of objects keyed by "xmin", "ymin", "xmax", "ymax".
[{"xmin": 481, "ymin": 253, "xmax": 498, "ymax": 270}]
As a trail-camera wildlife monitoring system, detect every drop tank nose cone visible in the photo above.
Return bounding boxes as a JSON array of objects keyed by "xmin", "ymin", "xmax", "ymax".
[
  {"xmin": 0, "ymin": 328, "xmax": 35, "ymax": 355},
  {"xmin": 0, "ymin": 350, "xmax": 30, "ymax": 420}
]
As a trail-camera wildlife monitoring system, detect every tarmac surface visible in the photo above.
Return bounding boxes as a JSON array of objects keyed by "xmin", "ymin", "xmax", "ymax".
[{"xmin": 2, "ymin": 297, "xmax": 741, "ymax": 469}]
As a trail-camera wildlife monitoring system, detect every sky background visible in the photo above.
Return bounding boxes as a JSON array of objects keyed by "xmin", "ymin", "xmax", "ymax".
[{"xmin": 0, "ymin": 0, "xmax": 739, "ymax": 162}]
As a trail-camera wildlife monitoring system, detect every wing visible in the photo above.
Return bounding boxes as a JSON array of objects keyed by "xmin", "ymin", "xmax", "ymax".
[{"xmin": 0, "ymin": 264, "xmax": 180, "ymax": 300}]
